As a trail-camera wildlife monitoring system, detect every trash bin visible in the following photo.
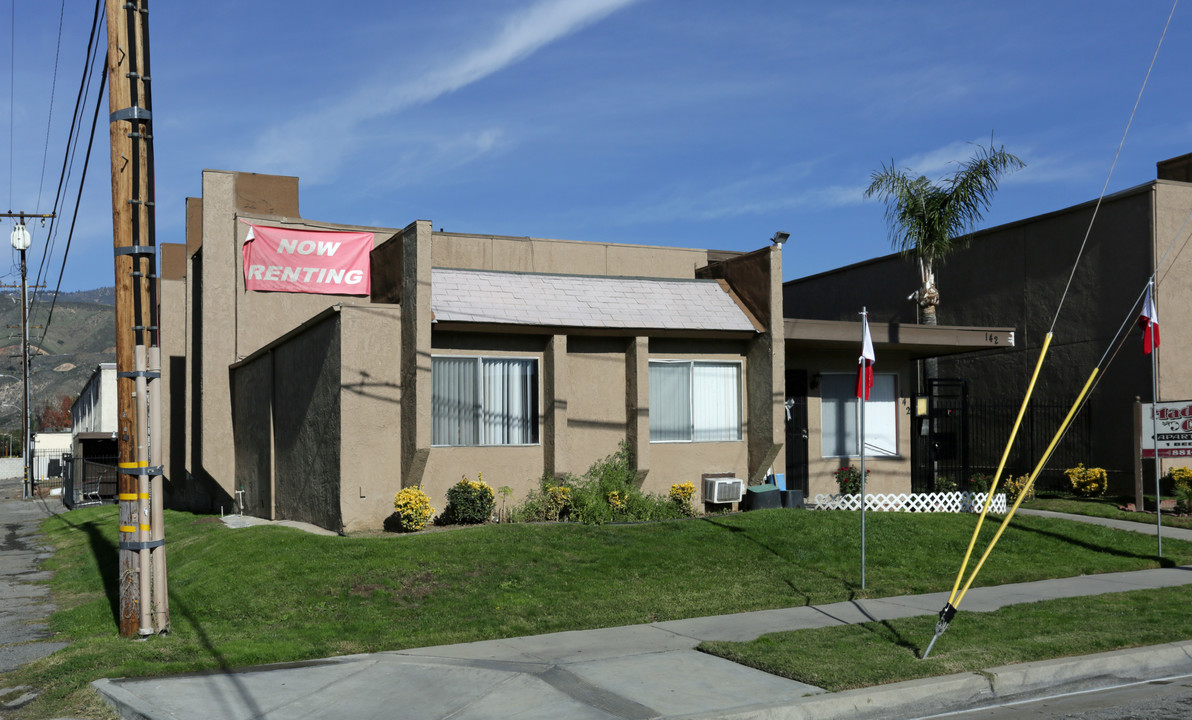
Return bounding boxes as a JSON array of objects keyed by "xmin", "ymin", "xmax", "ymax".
[
  {"xmin": 746, "ymin": 484, "xmax": 782, "ymax": 510},
  {"xmin": 780, "ymin": 489, "xmax": 804, "ymax": 509}
]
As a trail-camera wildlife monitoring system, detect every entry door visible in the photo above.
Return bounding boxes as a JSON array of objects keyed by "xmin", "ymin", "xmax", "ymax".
[{"xmin": 785, "ymin": 369, "xmax": 809, "ymax": 495}]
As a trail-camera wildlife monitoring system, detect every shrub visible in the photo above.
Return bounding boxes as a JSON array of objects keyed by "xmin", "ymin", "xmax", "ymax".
[
  {"xmin": 392, "ymin": 486, "xmax": 434, "ymax": 532},
  {"xmin": 1003, "ymin": 474, "xmax": 1035, "ymax": 504},
  {"xmin": 968, "ymin": 473, "xmax": 993, "ymax": 494},
  {"xmin": 1065, "ymin": 463, "xmax": 1108, "ymax": 498},
  {"xmin": 669, "ymin": 482, "xmax": 697, "ymax": 516},
  {"xmin": 509, "ymin": 442, "xmax": 688, "ymax": 525},
  {"xmin": 834, "ymin": 466, "xmax": 869, "ymax": 495},
  {"xmin": 443, "ymin": 473, "xmax": 496, "ymax": 525},
  {"xmin": 1176, "ymin": 484, "xmax": 1192, "ymax": 515},
  {"xmin": 935, "ymin": 476, "xmax": 958, "ymax": 493}
]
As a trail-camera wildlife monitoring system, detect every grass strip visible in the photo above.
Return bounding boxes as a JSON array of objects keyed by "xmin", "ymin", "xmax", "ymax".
[
  {"xmin": 1023, "ymin": 495, "xmax": 1192, "ymax": 531},
  {"xmin": 699, "ymin": 584, "xmax": 1192, "ymax": 692},
  {"xmin": 4, "ymin": 506, "xmax": 1192, "ymax": 718}
]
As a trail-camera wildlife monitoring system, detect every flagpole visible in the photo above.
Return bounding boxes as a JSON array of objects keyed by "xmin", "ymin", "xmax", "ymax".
[
  {"xmin": 1149, "ymin": 281, "xmax": 1162, "ymax": 557},
  {"xmin": 860, "ymin": 307, "xmax": 868, "ymax": 590}
]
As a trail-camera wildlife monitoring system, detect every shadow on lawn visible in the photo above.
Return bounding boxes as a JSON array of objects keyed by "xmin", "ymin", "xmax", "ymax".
[
  {"xmin": 1009, "ymin": 517, "xmax": 1180, "ymax": 567},
  {"xmin": 699, "ymin": 515, "xmax": 866, "ymax": 607},
  {"xmin": 52, "ymin": 512, "xmax": 120, "ymax": 626}
]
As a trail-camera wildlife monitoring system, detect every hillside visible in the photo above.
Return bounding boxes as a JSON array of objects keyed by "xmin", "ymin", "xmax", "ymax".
[{"xmin": 0, "ymin": 288, "xmax": 117, "ymax": 432}]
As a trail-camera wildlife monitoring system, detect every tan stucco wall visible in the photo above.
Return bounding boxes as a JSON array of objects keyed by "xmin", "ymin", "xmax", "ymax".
[
  {"xmin": 431, "ymin": 232, "xmax": 712, "ymax": 278},
  {"xmin": 792, "ymin": 349, "xmax": 915, "ymax": 499},
  {"xmin": 564, "ymin": 337, "xmax": 630, "ymax": 475},
  {"xmin": 338, "ymin": 305, "xmax": 403, "ymax": 532},
  {"xmin": 193, "ymin": 170, "xmax": 401, "ymax": 505},
  {"xmin": 423, "ymin": 332, "xmax": 547, "ymax": 511}
]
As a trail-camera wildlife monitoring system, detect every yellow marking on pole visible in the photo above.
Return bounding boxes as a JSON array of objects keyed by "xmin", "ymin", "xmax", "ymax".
[
  {"xmin": 118, "ymin": 493, "xmax": 138, "ymax": 501},
  {"xmin": 947, "ymin": 333, "xmax": 1053, "ymax": 606},
  {"xmin": 119, "ymin": 525, "xmax": 138, "ymax": 533},
  {"xmin": 953, "ymin": 367, "xmax": 1099, "ymax": 609},
  {"xmin": 140, "ymin": 524, "xmax": 151, "ymax": 532},
  {"xmin": 138, "ymin": 493, "xmax": 150, "ymax": 500}
]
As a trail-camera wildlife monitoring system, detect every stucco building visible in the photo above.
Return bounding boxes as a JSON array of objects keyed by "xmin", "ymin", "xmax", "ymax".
[
  {"xmin": 162, "ymin": 170, "xmax": 787, "ymax": 532},
  {"xmin": 160, "ymin": 170, "xmax": 1016, "ymax": 531}
]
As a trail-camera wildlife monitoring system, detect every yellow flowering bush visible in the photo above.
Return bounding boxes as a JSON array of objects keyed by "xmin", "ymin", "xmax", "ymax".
[
  {"xmin": 1065, "ymin": 463, "xmax": 1107, "ymax": 498},
  {"xmin": 1003, "ymin": 474, "xmax": 1035, "ymax": 503},
  {"xmin": 1168, "ymin": 467, "xmax": 1192, "ymax": 492},
  {"xmin": 545, "ymin": 484, "xmax": 572, "ymax": 520},
  {"xmin": 444, "ymin": 473, "xmax": 496, "ymax": 525},
  {"xmin": 392, "ymin": 486, "xmax": 434, "ymax": 532},
  {"xmin": 607, "ymin": 490, "xmax": 627, "ymax": 511},
  {"xmin": 669, "ymin": 482, "xmax": 697, "ymax": 516}
]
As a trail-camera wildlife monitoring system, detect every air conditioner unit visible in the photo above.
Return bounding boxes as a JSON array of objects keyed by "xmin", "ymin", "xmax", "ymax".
[{"xmin": 704, "ymin": 477, "xmax": 744, "ymax": 504}]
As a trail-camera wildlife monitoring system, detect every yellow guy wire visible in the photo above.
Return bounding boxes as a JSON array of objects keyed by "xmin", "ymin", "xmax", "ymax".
[
  {"xmin": 952, "ymin": 367, "xmax": 1099, "ymax": 609},
  {"xmin": 946, "ymin": 332, "xmax": 1053, "ymax": 606}
]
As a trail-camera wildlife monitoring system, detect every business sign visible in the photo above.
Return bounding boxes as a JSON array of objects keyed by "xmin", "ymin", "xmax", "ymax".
[
  {"xmin": 242, "ymin": 223, "xmax": 372, "ymax": 296},
  {"xmin": 1141, "ymin": 400, "xmax": 1192, "ymax": 458}
]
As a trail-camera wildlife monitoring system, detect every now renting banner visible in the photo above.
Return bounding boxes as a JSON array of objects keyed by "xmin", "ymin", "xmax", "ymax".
[{"xmin": 242, "ymin": 223, "xmax": 372, "ymax": 296}]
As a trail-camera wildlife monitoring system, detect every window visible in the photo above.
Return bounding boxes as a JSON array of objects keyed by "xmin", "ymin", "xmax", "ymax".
[
  {"xmin": 820, "ymin": 373, "xmax": 897, "ymax": 457},
  {"xmin": 432, "ymin": 356, "xmax": 539, "ymax": 446},
  {"xmin": 649, "ymin": 360, "xmax": 742, "ymax": 442}
]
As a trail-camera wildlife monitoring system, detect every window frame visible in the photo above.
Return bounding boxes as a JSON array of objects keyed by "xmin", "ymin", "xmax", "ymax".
[
  {"xmin": 818, "ymin": 371, "xmax": 899, "ymax": 459},
  {"xmin": 431, "ymin": 354, "xmax": 541, "ymax": 448},
  {"xmin": 648, "ymin": 359, "xmax": 744, "ymax": 444}
]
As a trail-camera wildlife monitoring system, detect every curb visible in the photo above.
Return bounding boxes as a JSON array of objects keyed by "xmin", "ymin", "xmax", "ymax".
[{"xmin": 668, "ymin": 639, "xmax": 1192, "ymax": 719}]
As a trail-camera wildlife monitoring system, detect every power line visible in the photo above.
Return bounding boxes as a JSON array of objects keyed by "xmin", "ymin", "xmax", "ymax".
[
  {"xmin": 29, "ymin": 0, "xmax": 104, "ymax": 318},
  {"xmin": 37, "ymin": 57, "xmax": 107, "ymax": 350},
  {"xmin": 35, "ymin": 0, "xmax": 67, "ymax": 213}
]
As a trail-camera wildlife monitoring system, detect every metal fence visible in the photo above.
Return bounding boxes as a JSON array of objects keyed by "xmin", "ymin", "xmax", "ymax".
[
  {"xmin": 62, "ymin": 454, "xmax": 119, "ymax": 509},
  {"xmin": 967, "ymin": 401, "xmax": 1092, "ymax": 492},
  {"xmin": 912, "ymin": 377, "xmax": 1092, "ymax": 494}
]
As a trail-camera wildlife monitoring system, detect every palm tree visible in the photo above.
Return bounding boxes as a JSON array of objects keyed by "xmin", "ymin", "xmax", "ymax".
[{"xmin": 865, "ymin": 141, "xmax": 1024, "ymax": 327}]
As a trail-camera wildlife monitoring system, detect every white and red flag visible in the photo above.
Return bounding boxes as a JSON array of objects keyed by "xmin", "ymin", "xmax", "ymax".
[
  {"xmin": 856, "ymin": 313, "xmax": 875, "ymax": 400},
  {"xmin": 1139, "ymin": 284, "xmax": 1160, "ymax": 354}
]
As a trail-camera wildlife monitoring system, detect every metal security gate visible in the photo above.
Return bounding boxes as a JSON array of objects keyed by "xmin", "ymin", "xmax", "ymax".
[
  {"xmin": 913, "ymin": 379, "xmax": 1094, "ymax": 494},
  {"xmin": 912, "ymin": 379, "xmax": 969, "ymax": 493}
]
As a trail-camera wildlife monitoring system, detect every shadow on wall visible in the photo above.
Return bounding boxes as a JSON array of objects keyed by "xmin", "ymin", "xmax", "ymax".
[{"xmin": 164, "ymin": 470, "xmax": 233, "ymax": 515}]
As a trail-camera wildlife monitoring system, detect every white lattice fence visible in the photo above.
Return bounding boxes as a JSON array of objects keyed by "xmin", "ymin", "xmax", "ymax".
[{"xmin": 812, "ymin": 491, "xmax": 1007, "ymax": 513}]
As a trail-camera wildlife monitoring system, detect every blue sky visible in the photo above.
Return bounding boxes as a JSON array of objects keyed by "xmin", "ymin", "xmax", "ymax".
[{"xmin": 3, "ymin": 1, "xmax": 1191, "ymax": 293}]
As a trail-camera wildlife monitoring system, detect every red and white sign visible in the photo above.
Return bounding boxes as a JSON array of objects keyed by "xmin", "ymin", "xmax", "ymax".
[
  {"xmin": 1141, "ymin": 400, "xmax": 1192, "ymax": 458},
  {"xmin": 242, "ymin": 223, "xmax": 372, "ymax": 296}
]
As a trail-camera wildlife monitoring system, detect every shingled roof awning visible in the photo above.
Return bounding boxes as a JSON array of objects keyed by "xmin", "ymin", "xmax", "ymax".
[{"xmin": 431, "ymin": 267, "xmax": 761, "ymax": 336}]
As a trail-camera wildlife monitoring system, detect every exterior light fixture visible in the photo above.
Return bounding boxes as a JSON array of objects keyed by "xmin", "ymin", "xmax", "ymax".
[{"xmin": 770, "ymin": 231, "xmax": 790, "ymax": 248}]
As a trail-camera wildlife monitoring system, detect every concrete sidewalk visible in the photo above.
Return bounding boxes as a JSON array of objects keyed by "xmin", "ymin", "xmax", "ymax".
[{"xmin": 94, "ymin": 560, "xmax": 1192, "ymax": 720}]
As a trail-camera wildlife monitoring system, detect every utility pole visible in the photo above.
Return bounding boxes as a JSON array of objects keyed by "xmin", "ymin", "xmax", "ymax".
[
  {"xmin": 1, "ymin": 213, "xmax": 53, "ymax": 500},
  {"xmin": 106, "ymin": 0, "xmax": 168, "ymax": 637}
]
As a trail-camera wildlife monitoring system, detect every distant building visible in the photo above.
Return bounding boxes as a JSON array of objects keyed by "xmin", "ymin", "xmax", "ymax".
[{"xmin": 66, "ymin": 363, "xmax": 117, "ymax": 506}]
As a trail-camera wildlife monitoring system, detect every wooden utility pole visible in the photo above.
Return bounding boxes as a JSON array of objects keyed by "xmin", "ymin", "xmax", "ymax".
[
  {"xmin": 0, "ymin": 214, "xmax": 52, "ymax": 501},
  {"xmin": 106, "ymin": 0, "xmax": 167, "ymax": 637}
]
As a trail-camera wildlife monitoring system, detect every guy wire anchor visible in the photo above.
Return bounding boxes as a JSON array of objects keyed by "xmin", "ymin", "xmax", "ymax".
[{"xmin": 921, "ymin": 602, "xmax": 957, "ymax": 659}]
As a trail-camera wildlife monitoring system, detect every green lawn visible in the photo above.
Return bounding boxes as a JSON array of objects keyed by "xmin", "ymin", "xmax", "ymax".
[
  {"xmin": 5, "ymin": 506, "xmax": 1192, "ymax": 719},
  {"xmin": 700, "ymin": 584, "xmax": 1192, "ymax": 692},
  {"xmin": 1022, "ymin": 494, "xmax": 1192, "ymax": 531}
]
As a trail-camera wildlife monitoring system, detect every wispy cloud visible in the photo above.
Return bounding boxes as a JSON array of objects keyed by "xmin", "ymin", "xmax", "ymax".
[
  {"xmin": 244, "ymin": 0, "xmax": 640, "ymax": 183},
  {"xmin": 623, "ymin": 164, "xmax": 869, "ymax": 224}
]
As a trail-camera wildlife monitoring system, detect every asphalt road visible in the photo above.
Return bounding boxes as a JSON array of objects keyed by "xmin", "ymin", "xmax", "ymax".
[{"xmin": 916, "ymin": 674, "xmax": 1192, "ymax": 719}]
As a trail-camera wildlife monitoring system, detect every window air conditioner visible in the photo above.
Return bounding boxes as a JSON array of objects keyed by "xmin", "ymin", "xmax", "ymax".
[{"xmin": 704, "ymin": 477, "xmax": 744, "ymax": 504}]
